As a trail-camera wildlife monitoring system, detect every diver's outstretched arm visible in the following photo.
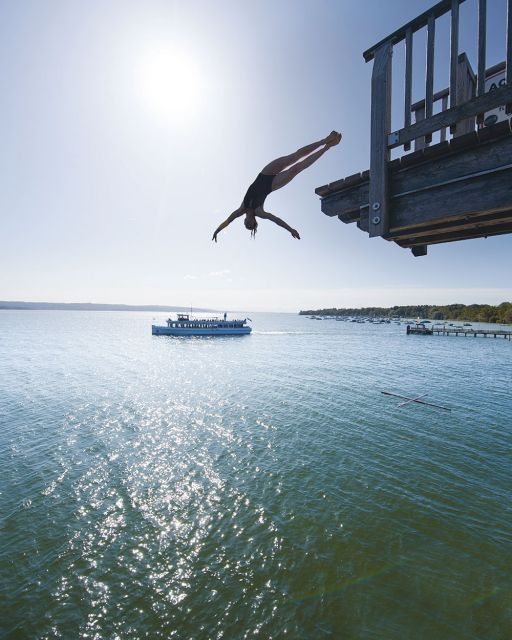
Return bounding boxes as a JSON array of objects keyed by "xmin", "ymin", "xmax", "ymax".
[
  {"xmin": 258, "ymin": 211, "xmax": 300, "ymax": 239},
  {"xmin": 212, "ymin": 207, "xmax": 245, "ymax": 242}
]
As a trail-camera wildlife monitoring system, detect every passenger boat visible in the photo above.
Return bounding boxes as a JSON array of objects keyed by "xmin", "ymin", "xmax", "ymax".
[{"xmin": 152, "ymin": 313, "xmax": 251, "ymax": 336}]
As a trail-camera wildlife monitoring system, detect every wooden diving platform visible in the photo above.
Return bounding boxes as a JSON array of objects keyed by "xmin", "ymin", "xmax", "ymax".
[
  {"xmin": 406, "ymin": 324, "xmax": 512, "ymax": 339},
  {"xmin": 317, "ymin": 0, "xmax": 512, "ymax": 256}
]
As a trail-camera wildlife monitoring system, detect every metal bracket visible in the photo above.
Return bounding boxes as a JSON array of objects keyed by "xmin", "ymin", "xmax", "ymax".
[{"xmin": 388, "ymin": 131, "xmax": 399, "ymax": 146}]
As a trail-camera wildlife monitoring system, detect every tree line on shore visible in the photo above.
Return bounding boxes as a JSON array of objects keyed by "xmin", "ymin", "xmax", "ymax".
[{"xmin": 299, "ymin": 303, "xmax": 512, "ymax": 324}]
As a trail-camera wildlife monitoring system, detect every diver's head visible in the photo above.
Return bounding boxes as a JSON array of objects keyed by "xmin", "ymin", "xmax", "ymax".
[{"xmin": 244, "ymin": 213, "xmax": 258, "ymax": 238}]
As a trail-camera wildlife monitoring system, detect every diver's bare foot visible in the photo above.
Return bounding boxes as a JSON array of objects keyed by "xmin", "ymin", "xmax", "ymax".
[
  {"xmin": 326, "ymin": 131, "xmax": 342, "ymax": 147},
  {"xmin": 323, "ymin": 131, "xmax": 337, "ymax": 145}
]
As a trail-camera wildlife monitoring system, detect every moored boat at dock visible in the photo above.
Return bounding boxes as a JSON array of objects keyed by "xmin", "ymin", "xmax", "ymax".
[{"xmin": 152, "ymin": 313, "xmax": 251, "ymax": 336}]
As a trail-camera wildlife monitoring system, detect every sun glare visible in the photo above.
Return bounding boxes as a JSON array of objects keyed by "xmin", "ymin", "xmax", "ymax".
[{"xmin": 138, "ymin": 47, "xmax": 205, "ymax": 122}]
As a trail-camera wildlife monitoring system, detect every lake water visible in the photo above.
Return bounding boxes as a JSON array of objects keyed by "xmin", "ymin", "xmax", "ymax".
[{"xmin": 1, "ymin": 311, "xmax": 511, "ymax": 639}]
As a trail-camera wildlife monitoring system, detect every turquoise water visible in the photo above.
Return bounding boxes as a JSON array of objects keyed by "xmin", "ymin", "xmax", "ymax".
[{"xmin": 1, "ymin": 311, "xmax": 511, "ymax": 639}]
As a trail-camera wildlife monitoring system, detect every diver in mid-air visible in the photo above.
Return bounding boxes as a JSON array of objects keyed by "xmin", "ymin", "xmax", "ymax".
[{"xmin": 212, "ymin": 131, "xmax": 342, "ymax": 242}]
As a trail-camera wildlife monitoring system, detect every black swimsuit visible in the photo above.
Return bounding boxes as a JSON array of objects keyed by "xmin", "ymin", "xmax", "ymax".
[{"xmin": 243, "ymin": 173, "xmax": 274, "ymax": 209}]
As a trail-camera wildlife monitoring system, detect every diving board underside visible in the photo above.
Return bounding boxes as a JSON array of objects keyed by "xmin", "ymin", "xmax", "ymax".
[{"xmin": 316, "ymin": 122, "xmax": 512, "ymax": 254}]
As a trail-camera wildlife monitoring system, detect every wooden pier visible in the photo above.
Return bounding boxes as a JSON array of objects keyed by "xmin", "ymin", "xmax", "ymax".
[
  {"xmin": 407, "ymin": 324, "xmax": 512, "ymax": 339},
  {"xmin": 317, "ymin": 0, "xmax": 512, "ymax": 256}
]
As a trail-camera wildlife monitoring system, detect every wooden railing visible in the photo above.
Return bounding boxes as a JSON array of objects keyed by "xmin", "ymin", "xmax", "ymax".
[
  {"xmin": 365, "ymin": 0, "xmax": 512, "ymax": 237},
  {"xmin": 410, "ymin": 53, "xmax": 478, "ymax": 150}
]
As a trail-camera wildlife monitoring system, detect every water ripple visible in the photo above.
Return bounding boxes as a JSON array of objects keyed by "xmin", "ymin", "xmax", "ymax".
[{"xmin": 0, "ymin": 311, "xmax": 511, "ymax": 638}]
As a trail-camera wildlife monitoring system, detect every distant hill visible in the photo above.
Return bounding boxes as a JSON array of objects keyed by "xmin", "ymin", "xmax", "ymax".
[
  {"xmin": 0, "ymin": 301, "xmax": 213, "ymax": 312},
  {"xmin": 299, "ymin": 303, "xmax": 512, "ymax": 324}
]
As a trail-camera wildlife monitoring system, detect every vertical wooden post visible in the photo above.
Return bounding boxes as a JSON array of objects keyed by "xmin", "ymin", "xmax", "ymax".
[
  {"xmin": 425, "ymin": 13, "xmax": 435, "ymax": 144},
  {"xmin": 450, "ymin": 0, "xmax": 460, "ymax": 132},
  {"xmin": 440, "ymin": 94, "xmax": 449, "ymax": 141},
  {"xmin": 369, "ymin": 42, "xmax": 392, "ymax": 238},
  {"xmin": 507, "ymin": 0, "xmax": 512, "ymax": 113},
  {"xmin": 455, "ymin": 53, "xmax": 476, "ymax": 136},
  {"xmin": 477, "ymin": 0, "xmax": 487, "ymax": 123},
  {"xmin": 414, "ymin": 105, "xmax": 427, "ymax": 151},
  {"xmin": 404, "ymin": 28, "xmax": 413, "ymax": 151}
]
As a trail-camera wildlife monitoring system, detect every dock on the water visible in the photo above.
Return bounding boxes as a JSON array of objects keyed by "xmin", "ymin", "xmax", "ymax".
[{"xmin": 407, "ymin": 324, "xmax": 512, "ymax": 339}]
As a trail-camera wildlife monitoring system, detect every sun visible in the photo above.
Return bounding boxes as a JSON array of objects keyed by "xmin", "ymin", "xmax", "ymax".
[{"xmin": 138, "ymin": 46, "xmax": 205, "ymax": 122}]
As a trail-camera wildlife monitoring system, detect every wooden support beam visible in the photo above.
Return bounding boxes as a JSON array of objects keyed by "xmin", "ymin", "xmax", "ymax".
[
  {"xmin": 392, "ymin": 133, "xmax": 512, "ymax": 195},
  {"xmin": 425, "ymin": 14, "xmax": 436, "ymax": 143},
  {"xmin": 411, "ymin": 88, "xmax": 449, "ymax": 112},
  {"xmin": 391, "ymin": 167, "xmax": 512, "ymax": 229},
  {"xmin": 477, "ymin": 0, "xmax": 487, "ymax": 124},
  {"xmin": 414, "ymin": 105, "xmax": 427, "ymax": 151},
  {"xmin": 412, "ymin": 245, "xmax": 428, "ymax": 256},
  {"xmin": 388, "ymin": 84, "xmax": 512, "ymax": 148},
  {"xmin": 395, "ymin": 221, "xmax": 512, "ymax": 247},
  {"xmin": 369, "ymin": 42, "xmax": 392, "ymax": 237},
  {"xmin": 507, "ymin": 0, "xmax": 512, "ymax": 112},
  {"xmin": 388, "ymin": 209, "xmax": 512, "ymax": 241},
  {"xmin": 455, "ymin": 53, "xmax": 476, "ymax": 136},
  {"xmin": 450, "ymin": 0, "xmax": 460, "ymax": 132},
  {"xmin": 404, "ymin": 28, "xmax": 413, "ymax": 151},
  {"xmin": 320, "ymin": 183, "xmax": 369, "ymax": 220},
  {"xmin": 440, "ymin": 95, "xmax": 449, "ymax": 141}
]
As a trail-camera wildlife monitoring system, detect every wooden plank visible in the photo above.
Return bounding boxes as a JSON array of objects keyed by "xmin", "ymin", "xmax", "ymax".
[
  {"xmin": 449, "ymin": 130, "xmax": 479, "ymax": 150},
  {"xmin": 319, "ymin": 183, "xmax": 369, "ymax": 219},
  {"xmin": 477, "ymin": 0, "xmax": 487, "ymax": 124},
  {"xmin": 380, "ymin": 391, "xmax": 451, "ymax": 411},
  {"xmin": 440, "ymin": 95, "xmax": 449, "ymax": 141},
  {"xmin": 391, "ymin": 168, "xmax": 512, "ymax": 229},
  {"xmin": 425, "ymin": 13, "xmax": 436, "ymax": 120},
  {"xmin": 395, "ymin": 221, "xmax": 512, "ymax": 247},
  {"xmin": 387, "ymin": 84, "xmax": 512, "ymax": 148},
  {"xmin": 411, "ymin": 88, "xmax": 449, "ymax": 111},
  {"xmin": 455, "ymin": 53, "xmax": 476, "ymax": 135},
  {"xmin": 358, "ymin": 205, "xmax": 370, "ymax": 232},
  {"xmin": 411, "ymin": 245, "xmax": 428, "ymax": 256},
  {"xmin": 404, "ymin": 28, "xmax": 413, "ymax": 151},
  {"xmin": 507, "ymin": 0, "xmax": 512, "ymax": 112},
  {"xmin": 477, "ymin": 0, "xmax": 487, "ymax": 97},
  {"xmin": 392, "ymin": 133, "xmax": 512, "ymax": 195},
  {"xmin": 363, "ymin": 0, "xmax": 466, "ymax": 62},
  {"xmin": 424, "ymin": 14, "xmax": 435, "ymax": 145},
  {"xmin": 450, "ymin": 0, "xmax": 459, "ymax": 132},
  {"xmin": 315, "ymin": 184, "xmax": 331, "ymax": 196},
  {"xmin": 338, "ymin": 210, "xmax": 360, "ymax": 223},
  {"xmin": 414, "ymin": 105, "xmax": 427, "ymax": 151},
  {"xmin": 369, "ymin": 42, "xmax": 392, "ymax": 237},
  {"xmin": 477, "ymin": 119, "xmax": 512, "ymax": 141},
  {"xmin": 450, "ymin": 0, "xmax": 459, "ymax": 108},
  {"xmin": 398, "ymin": 393, "xmax": 429, "ymax": 407},
  {"xmin": 388, "ymin": 209, "xmax": 512, "ymax": 239}
]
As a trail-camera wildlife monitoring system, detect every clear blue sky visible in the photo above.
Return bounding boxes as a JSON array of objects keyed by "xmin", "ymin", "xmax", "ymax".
[{"xmin": 1, "ymin": 0, "xmax": 510, "ymax": 311}]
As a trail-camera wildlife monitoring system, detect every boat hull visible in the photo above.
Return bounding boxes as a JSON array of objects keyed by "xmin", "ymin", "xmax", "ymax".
[{"xmin": 152, "ymin": 325, "xmax": 251, "ymax": 336}]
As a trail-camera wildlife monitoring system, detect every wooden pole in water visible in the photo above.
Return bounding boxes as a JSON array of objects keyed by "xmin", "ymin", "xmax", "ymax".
[
  {"xmin": 381, "ymin": 391, "xmax": 451, "ymax": 411},
  {"xmin": 397, "ymin": 393, "xmax": 429, "ymax": 407}
]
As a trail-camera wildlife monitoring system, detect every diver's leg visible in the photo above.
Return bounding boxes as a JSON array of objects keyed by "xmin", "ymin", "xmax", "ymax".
[
  {"xmin": 261, "ymin": 132, "xmax": 338, "ymax": 175},
  {"xmin": 271, "ymin": 143, "xmax": 334, "ymax": 191}
]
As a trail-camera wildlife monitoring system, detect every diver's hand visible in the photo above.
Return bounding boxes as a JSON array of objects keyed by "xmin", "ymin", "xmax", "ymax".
[
  {"xmin": 291, "ymin": 228, "xmax": 300, "ymax": 240},
  {"xmin": 212, "ymin": 231, "xmax": 218, "ymax": 242}
]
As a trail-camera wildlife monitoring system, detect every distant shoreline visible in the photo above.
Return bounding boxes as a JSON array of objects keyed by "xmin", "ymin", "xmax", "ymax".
[
  {"xmin": 299, "ymin": 303, "xmax": 512, "ymax": 325},
  {"xmin": 0, "ymin": 301, "xmax": 213, "ymax": 312}
]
